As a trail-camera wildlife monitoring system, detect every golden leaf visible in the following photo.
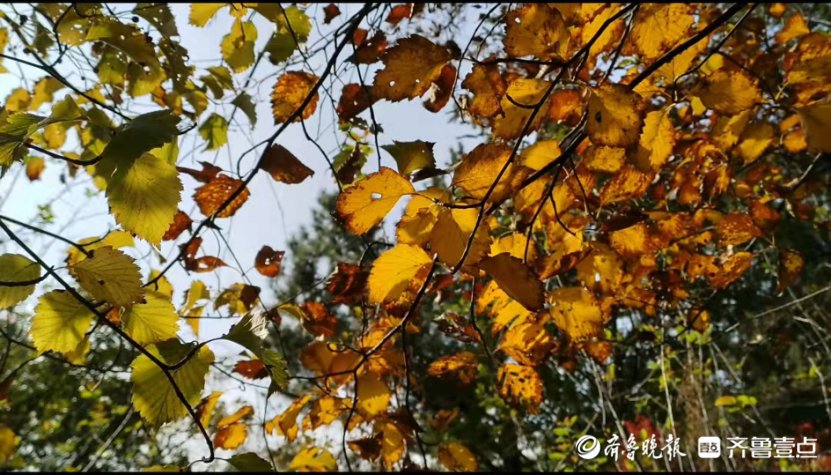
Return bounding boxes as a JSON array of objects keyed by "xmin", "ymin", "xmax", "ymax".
[
  {"xmin": 438, "ymin": 442, "xmax": 479, "ymax": 472},
  {"xmin": 503, "ymin": 4, "xmax": 568, "ymax": 60},
  {"xmin": 427, "ymin": 351, "xmax": 479, "ymax": 384},
  {"xmin": 372, "ymin": 35, "xmax": 451, "ymax": 102},
  {"xmin": 497, "ymin": 364, "xmax": 543, "ymax": 412},
  {"xmin": 586, "ymin": 84, "xmax": 645, "ymax": 147},
  {"xmin": 336, "ymin": 167, "xmax": 414, "ymax": 235},
  {"xmin": 271, "ymin": 71, "xmax": 319, "ymax": 123},
  {"xmin": 548, "ymin": 287, "xmax": 608, "ymax": 341},
  {"xmin": 451, "ymin": 143, "xmax": 531, "ymax": 202},
  {"xmin": 193, "ymin": 174, "xmax": 250, "ymax": 218},
  {"xmin": 693, "ymin": 70, "xmax": 761, "ymax": 115},
  {"xmin": 367, "ymin": 244, "xmax": 432, "ymax": 304},
  {"xmin": 479, "ymin": 253, "xmax": 544, "ymax": 311}
]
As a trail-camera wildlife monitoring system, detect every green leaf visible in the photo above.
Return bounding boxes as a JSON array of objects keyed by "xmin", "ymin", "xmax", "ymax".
[
  {"xmin": 30, "ymin": 290, "xmax": 95, "ymax": 356},
  {"xmin": 232, "ymin": 93, "xmax": 257, "ymax": 127},
  {"xmin": 122, "ymin": 292, "xmax": 180, "ymax": 345},
  {"xmin": 107, "ymin": 152, "xmax": 182, "ymax": 246},
  {"xmin": 221, "ymin": 20, "xmax": 258, "ymax": 73},
  {"xmin": 228, "ymin": 453, "xmax": 273, "ymax": 472},
  {"xmin": 198, "ymin": 113, "xmax": 229, "ymax": 150},
  {"xmin": 98, "ymin": 110, "xmax": 181, "ymax": 177},
  {"xmin": 223, "ymin": 313, "xmax": 288, "ymax": 391},
  {"xmin": 264, "ymin": 32, "xmax": 297, "ymax": 65},
  {"xmin": 382, "ymin": 140, "xmax": 436, "ymax": 175},
  {"xmin": 131, "ymin": 339, "xmax": 214, "ymax": 426},
  {"xmin": 134, "ymin": 3, "xmax": 178, "ymax": 38},
  {"xmin": 278, "ymin": 6, "xmax": 312, "ymax": 41},
  {"xmin": 224, "ymin": 313, "xmax": 268, "ymax": 356},
  {"xmin": 263, "ymin": 349, "xmax": 289, "ymax": 392},
  {"xmin": 0, "ymin": 254, "xmax": 40, "ymax": 309}
]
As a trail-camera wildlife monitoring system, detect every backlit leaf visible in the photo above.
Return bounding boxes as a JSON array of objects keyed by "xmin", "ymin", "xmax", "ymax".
[
  {"xmin": 271, "ymin": 71, "xmax": 319, "ymax": 123},
  {"xmin": 0, "ymin": 254, "xmax": 40, "ymax": 309},
  {"xmin": 368, "ymin": 244, "xmax": 432, "ymax": 304},
  {"xmin": 30, "ymin": 290, "xmax": 94, "ymax": 356},
  {"xmin": 131, "ymin": 339, "xmax": 214, "ymax": 426},
  {"xmin": 336, "ymin": 167, "xmax": 414, "ymax": 235},
  {"xmin": 71, "ymin": 246, "xmax": 143, "ymax": 307}
]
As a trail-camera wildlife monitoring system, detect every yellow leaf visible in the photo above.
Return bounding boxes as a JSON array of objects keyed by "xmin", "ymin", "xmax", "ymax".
[
  {"xmin": 29, "ymin": 77, "xmax": 64, "ymax": 111},
  {"xmin": 693, "ymin": 70, "xmax": 761, "ymax": 115},
  {"xmin": 580, "ymin": 5, "xmax": 624, "ymax": 59},
  {"xmin": 218, "ymin": 405, "xmax": 254, "ymax": 428},
  {"xmin": 798, "ymin": 101, "xmax": 831, "ymax": 152},
  {"xmin": 71, "ymin": 246, "xmax": 143, "ymax": 307},
  {"xmin": 396, "ymin": 189, "xmax": 448, "ymax": 246},
  {"xmin": 131, "ymin": 340, "xmax": 214, "ymax": 426},
  {"xmin": 368, "ymin": 244, "xmax": 432, "ymax": 304},
  {"xmin": 451, "ymin": 143, "xmax": 531, "ymax": 202},
  {"xmin": 290, "ymin": 446, "xmax": 337, "ymax": 472},
  {"xmin": 221, "ymin": 20, "xmax": 257, "ymax": 73},
  {"xmin": 490, "ymin": 232, "xmax": 536, "ymax": 261},
  {"xmin": 587, "ymin": 84, "xmax": 645, "ymax": 147},
  {"xmin": 461, "ymin": 63, "xmax": 506, "ymax": 120},
  {"xmin": 66, "ymin": 231, "xmax": 134, "ymax": 268},
  {"xmin": 503, "ymin": 4, "xmax": 568, "ymax": 60},
  {"xmin": 372, "ymin": 35, "xmax": 451, "ymax": 102},
  {"xmin": 499, "ymin": 322, "xmax": 555, "ymax": 367},
  {"xmin": 599, "ymin": 165, "xmax": 652, "ymax": 205},
  {"xmin": 738, "ymin": 121, "xmax": 774, "ymax": 164},
  {"xmin": 715, "ymin": 395, "xmax": 737, "ymax": 407},
  {"xmin": 479, "ymin": 253, "xmax": 544, "ymax": 311},
  {"xmin": 107, "ymin": 152, "xmax": 182, "ymax": 246},
  {"xmin": 430, "ymin": 207, "xmax": 491, "ymax": 268},
  {"xmin": 779, "ymin": 249, "xmax": 805, "ymax": 292},
  {"xmin": 582, "ymin": 146, "xmax": 625, "ymax": 174},
  {"xmin": 306, "ymin": 396, "xmax": 349, "ymax": 430},
  {"xmin": 147, "ymin": 270, "xmax": 174, "ymax": 298},
  {"xmin": 438, "ymin": 442, "xmax": 479, "ymax": 472},
  {"xmin": 629, "ymin": 4, "xmax": 694, "ymax": 60},
  {"xmin": 268, "ymin": 395, "xmax": 311, "ymax": 442},
  {"xmin": 357, "ymin": 373, "xmax": 391, "ymax": 417},
  {"xmin": 196, "ymin": 391, "xmax": 222, "ymax": 427},
  {"xmin": 497, "ymin": 364, "xmax": 543, "ymax": 412},
  {"xmin": 548, "ymin": 287, "xmax": 607, "ymax": 341},
  {"xmin": 716, "ymin": 213, "xmax": 762, "ymax": 246},
  {"xmin": 492, "ymin": 78, "xmax": 552, "ymax": 139},
  {"xmin": 214, "ymin": 423, "xmax": 247, "ymax": 450},
  {"xmin": 713, "ymin": 110, "xmax": 752, "ymax": 150},
  {"xmin": 634, "ymin": 107, "xmax": 675, "ymax": 172},
  {"xmin": 189, "ymin": 3, "xmax": 225, "ymax": 27},
  {"xmin": 336, "ymin": 167, "xmax": 414, "ymax": 235},
  {"xmin": 379, "ymin": 421, "xmax": 405, "ymax": 470},
  {"xmin": 271, "ymin": 71, "xmax": 319, "ymax": 123},
  {"xmin": 776, "ymin": 13, "xmax": 809, "ymax": 45},
  {"xmin": 520, "ymin": 140, "xmax": 561, "ymax": 171},
  {"xmin": 427, "ymin": 351, "xmax": 479, "ymax": 384},
  {"xmin": 382, "ymin": 140, "xmax": 436, "ymax": 176},
  {"xmin": 30, "ymin": 290, "xmax": 95, "ymax": 356},
  {"xmin": 0, "ymin": 425, "xmax": 16, "ymax": 466},
  {"xmin": 122, "ymin": 292, "xmax": 180, "ymax": 345},
  {"xmin": 0, "ymin": 254, "xmax": 40, "ymax": 309}
]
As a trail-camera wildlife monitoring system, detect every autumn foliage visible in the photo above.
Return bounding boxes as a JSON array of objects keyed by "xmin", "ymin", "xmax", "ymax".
[{"xmin": 1, "ymin": 2, "xmax": 831, "ymax": 472}]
